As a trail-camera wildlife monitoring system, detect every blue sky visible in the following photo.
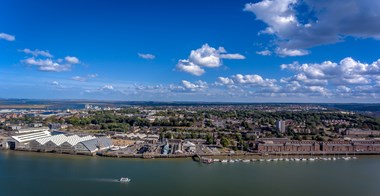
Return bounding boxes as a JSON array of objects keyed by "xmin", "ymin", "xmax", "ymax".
[{"xmin": 1, "ymin": 0, "xmax": 380, "ymax": 102}]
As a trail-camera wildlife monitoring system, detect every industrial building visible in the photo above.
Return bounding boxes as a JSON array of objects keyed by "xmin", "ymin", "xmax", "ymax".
[
  {"xmin": 6, "ymin": 130, "xmax": 52, "ymax": 150},
  {"xmin": 29, "ymin": 134, "xmax": 112, "ymax": 155},
  {"xmin": 75, "ymin": 137, "xmax": 113, "ymax": 155},
  {"xmin": 3, "ymin": 128, "xmax": 113, "ymax": 155}
]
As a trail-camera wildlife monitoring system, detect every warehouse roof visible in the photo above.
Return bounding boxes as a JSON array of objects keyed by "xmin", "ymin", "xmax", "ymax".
[
  {"xmin": 80, "ymin": 137, "xmax": 113, "ymax": 153},
  {"xmin": 11, "ymin": 131, "xmax": 51, "ymax": 143},
  {"xmin": 34, "ymin": 134, "xmax": 97, "ymax": 146}
]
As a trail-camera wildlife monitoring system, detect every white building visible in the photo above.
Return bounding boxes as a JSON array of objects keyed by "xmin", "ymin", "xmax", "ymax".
[
  {"xmin": 7, "ymin": 131, "xmax": 51, "ymax": 150},
  {"xmin": 30, "ymin": 134, "xmax": 96, "ymax": 153},
  {"xmin": 16, "ymin": 127, "xmax": 49, "ymax": 134},
  {"xmin": 74, "ymin": 137, "xmax": 113, "ymax": 155},
  {"xmin": 276, "ymin": 120, "xmax": 286, "ymax": 133}
]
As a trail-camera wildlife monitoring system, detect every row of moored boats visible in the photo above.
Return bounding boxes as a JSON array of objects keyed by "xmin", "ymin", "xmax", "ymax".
[{"xmin": 205, "ymin": 156, "xmax": 358, "ymax": 163}]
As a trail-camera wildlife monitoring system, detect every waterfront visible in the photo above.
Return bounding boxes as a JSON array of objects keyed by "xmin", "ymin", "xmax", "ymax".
[{"xmin": 1, "ymin": 151, "xmax": 380, "ymax": 196}]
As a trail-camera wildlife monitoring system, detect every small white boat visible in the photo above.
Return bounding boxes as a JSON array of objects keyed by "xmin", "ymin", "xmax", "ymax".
[
  {"xmin": 284, "ymin": 158, "xmax": 289, "ymax": 161},
  {"xmin": 242, "ymin": 159, "xmax": 250, "ymax": 163},
  {"xmin": 221, "ymin": 160, "xmax": 228, "ymax": 163},
  {"xmin": 213, "ymin": 159, "xmax": 220, "ymax": 162},
  {"xmin": 119, "ymin": 177, "xmax": 131, "ymax": 183},
  {"xmin": 229, "ymin": 160, "xmax": 235, "ymax": 163}
]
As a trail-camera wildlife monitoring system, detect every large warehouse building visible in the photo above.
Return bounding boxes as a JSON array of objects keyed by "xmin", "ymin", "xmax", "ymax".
[
  {"xmin": 4, "ymin": 130, "xmax": 113, "ymax": 155},
  {"xmin": 29, "ymin": 134, "xmax": 113, "ymax": 155},
  {"xmin": 6, "ymin": 130, "xmax": 52, "ymax": 150}
]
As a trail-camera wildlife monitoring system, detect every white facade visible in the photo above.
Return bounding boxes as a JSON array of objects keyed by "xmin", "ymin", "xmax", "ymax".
[{"xmin": 276, "ymin": 120, "xmax": 286, "ymax": 133}]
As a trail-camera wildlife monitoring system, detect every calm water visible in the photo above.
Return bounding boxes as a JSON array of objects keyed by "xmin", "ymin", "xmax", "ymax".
[{"xmin": 1, "ymin": 151, "xmax": 380, "ymax": 196}]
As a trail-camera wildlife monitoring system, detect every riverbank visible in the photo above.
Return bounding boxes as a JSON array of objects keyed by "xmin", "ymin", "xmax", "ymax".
[{"xmin": 3, "ymin": 148, "xmax": 380, "ymax": 161}]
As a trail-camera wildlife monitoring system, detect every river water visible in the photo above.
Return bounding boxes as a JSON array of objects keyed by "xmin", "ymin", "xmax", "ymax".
[{"xmin": 1, "ymin": 151, "xmax": 380, "ymax": 196}]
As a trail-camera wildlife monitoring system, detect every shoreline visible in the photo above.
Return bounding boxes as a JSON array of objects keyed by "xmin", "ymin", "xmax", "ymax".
[{"xmin": 2, "ymin": 148, "xmax": 380, "ymax": 160}]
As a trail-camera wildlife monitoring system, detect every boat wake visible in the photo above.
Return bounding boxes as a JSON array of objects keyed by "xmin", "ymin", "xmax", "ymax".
[{"xmin": 88, "ymin": 178, "xmax": 121, "ymax": 183}]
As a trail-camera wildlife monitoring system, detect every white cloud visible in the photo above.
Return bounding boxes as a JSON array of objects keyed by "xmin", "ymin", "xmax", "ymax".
[
  {"xmin": 218, "ymin": 77, "xmax": 234, "ymax": 85},
  {"xmin": 337, "ymin": 85, "xmax": 351, "ymax": 93},
  {"xmin": 281, "ymin": 73, "xmax": 327, "ymax": 86},
  {"xmin": 256, "ymin": 50, "xmax": 272, "ymax": 56},
  {"xmin": 101, "ymin": 85, "xmax": 114, "ymax": 91},
  {"xmin": 175, "ymin": 59, "xmax": 205, "ymax": 76},
  {"xmin": 50, "ymin": 81, "xmax": 65, "ymax": 89},
  {"xmin": 245, "ymin": 0, "xmax": 380, "ymax": 53},
  {"xmin": 65, "ymin": 56, "xmax": 80, "ymax": 64},
  {"xmin": 138, "ymin": 53, "xmax": 155, "ymax": 60},
  {"xmin": 275, "ymin": 47, "xmax": 309, "ymax": 57},
  {"xmin": 182, "ymin": 80, "xmax": 208, "ymax": 91},
  {"xmin": 71, "ymin": 74, "xmax": 98, "ymax": 82},
  {"xmin": 72, "ymin": 76, "xmax": 86, "ymax": 82},
  {"xmin": 189, "ymin": 44, "xmax": 223, "ymax": 68},
  {"xmin": 281, "ymin": 57, "xmax": 380, "ymax": 85},
  {"xmin": 20, "ymin": 48, "xmax": 53, "ymax": 58},
  {"xmin": 0, "ymin": 33, "xmax": 15, "ymax": 41},
  {"xmin": 176, "ymin": 44, "xmax": 245, "ymax": 75},
  {"xmin": 23, "ymin": 57, "xmax": 71, "ymax": 72},
  {"xmin": 307, "ymin": 86, "xmax": 329, "ymax": 95},
  {"xmin": 21, "ymin": 50, "xmax": 81, "ymax": 72},
  {"xmin": 219, "ymin": 53, "xmax": 246, "ymax": 59},
  {"xmin": 232, "ymin": 74, "xmax": 277, "ymax": 87}
]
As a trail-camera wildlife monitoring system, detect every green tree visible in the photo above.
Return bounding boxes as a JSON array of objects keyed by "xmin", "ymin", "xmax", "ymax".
[{"xmin": 221, "ymin": 137, "xmax": 230, "ymax": 148}]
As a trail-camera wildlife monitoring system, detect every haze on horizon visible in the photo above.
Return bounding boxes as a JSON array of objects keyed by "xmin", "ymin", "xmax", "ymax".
[{"xmin": 1, "ymin": 0, "xmax": 380, "ymax": 103}]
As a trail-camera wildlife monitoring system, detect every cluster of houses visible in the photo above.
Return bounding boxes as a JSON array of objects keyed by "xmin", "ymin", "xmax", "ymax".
[{"xmin": 255, "ymin": 138, "xmax": 380, "ymax": 153}]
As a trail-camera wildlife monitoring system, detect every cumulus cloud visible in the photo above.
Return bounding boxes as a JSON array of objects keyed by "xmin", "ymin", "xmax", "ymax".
[
  {"xmin": 275, "ymin": 57, "xmax": 380, "ymax": 99},
  {"xmin": 101, "ymin": 85, "xmax": 114, "ymax": 91},
  {"xmin": 176, "ymin": 59, "xmax": 205, "ymax": 76},
  {"xmin": 20, "ymin": 48, "xmax": 53, "ymax": 58},
  {"xmin": 218, "ymin": 77, "xmax": 235, "ymax": 85},
  {"xmin": 176, "ymin": 44, "xmax": 245, "ymax": 76},
  {"xmin": 21, "ymin": 50, "xmax": 81, "ymax": 72},
  {"xmin": 65, "ymin": 56, "xmax": 80, "ymax": 64},
  {"xmin": 188, "ymin": 44, "xmax": 224, "ymax": 68},
  {"xmin": 281, "ymin": 57, "xmax": 380, "ymax": 85},
  {"xmin": 182, "ymin": 80, "xmax": 208, "ymax": 91},
  {"xmin": 232, "ymin": 74, "xmax": 277, "ymax": 87},
  {"xmin": 244, "ymin": 0, "xmax": 380, "ymax": 54},
  {"xmin": 275, "ymin": 47, "xmax": 309, "ymax": 57},
  {"xmin": 23, "ymin": 57, "xmax": 71, "ymax": 72},
  {"xmin": 0, "ymin": 33, "xmax": 15, "ymax": 41},
  {"xmin": 256, "ymin": 50, "xmax": 272, "ymax": 56}
]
